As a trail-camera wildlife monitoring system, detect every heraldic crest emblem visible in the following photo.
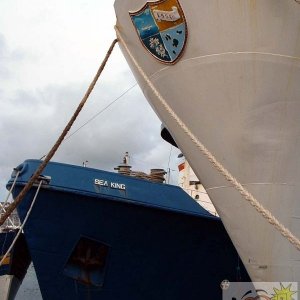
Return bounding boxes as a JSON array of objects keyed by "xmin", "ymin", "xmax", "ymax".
[{"xmin": 130, "ymin": 0, "xmax": 187, "ymax": 64}]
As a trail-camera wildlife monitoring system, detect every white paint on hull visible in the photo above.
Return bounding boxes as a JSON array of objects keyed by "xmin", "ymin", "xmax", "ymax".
[{"xmin": 114, "ymin": 0, "xmax": 300, "ymax": 281}]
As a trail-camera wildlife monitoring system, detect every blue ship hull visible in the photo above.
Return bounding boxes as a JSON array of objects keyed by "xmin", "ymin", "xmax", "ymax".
[
  {"xmin": 0, "ymin": 231, "xmax": 16, "ymax": 277},
  {"xmin": 8, "ymin": 159, "xmax": 251, "ymax": 299},
  {"xmin": 0, "ymin": 230, "xmax": 31, "ymax": 299}
]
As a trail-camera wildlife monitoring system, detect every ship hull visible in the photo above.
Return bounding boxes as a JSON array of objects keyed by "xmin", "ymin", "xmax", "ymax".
[
  {"xmin": 0, "ymin": 230, "xmax": 31, "ymax": 300},
  {"xmin": 114, "ymin": 0, "xmax": 300, "ymax": 281},
  {"xmin": 8, "ymin": 160, "xmax": 250, "ymax": 299}
]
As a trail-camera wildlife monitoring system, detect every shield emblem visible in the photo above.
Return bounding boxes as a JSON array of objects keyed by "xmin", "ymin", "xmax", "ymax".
[{"xmin": 130, "ymin": 0, "xmax": 187, "ymax": 64}]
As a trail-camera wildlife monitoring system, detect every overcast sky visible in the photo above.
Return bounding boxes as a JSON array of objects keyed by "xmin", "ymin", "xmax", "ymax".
[{"xmin": 0, "ymin": 0, "xmax": 180, "ymax": 200}]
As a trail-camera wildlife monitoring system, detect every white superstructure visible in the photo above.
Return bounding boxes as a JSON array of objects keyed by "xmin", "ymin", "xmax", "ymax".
[
  {"xmin": 178, "ymin": 155, "xmax": 217, "ymax": 216},
  {"xmin": 114, "ymin": 0, "xmax": 300, "ymax": 281}
]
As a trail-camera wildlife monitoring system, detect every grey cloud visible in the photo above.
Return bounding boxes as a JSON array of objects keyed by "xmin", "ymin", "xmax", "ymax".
[
  {"xmin": 0, "ymin": 75, "xmax": 180, "ymax": 200},
  {"xmin": 0, "ymin": 1, "xmax": 182, "ymax": 203},
  {"xmin": 0, "ymin": 33, "xmax": 27, "ymax": 80},
  {"xmin": 0, "ymin": 34, "xmax": 9, "ymax": 78}
]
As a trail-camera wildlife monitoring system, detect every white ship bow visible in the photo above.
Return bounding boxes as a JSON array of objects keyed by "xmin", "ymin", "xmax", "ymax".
[{"xmin": 114, "ymin": 0, "xmax": 300, "ymax": 281}]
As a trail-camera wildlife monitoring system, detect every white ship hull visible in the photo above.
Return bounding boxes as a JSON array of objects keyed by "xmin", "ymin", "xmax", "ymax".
[{"xmin": 114, "ymin": 0, "xmax": 300, "ymax": 281}]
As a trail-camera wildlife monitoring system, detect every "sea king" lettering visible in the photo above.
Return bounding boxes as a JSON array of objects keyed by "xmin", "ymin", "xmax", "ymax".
[{"xmin": 94, "ymin": 178, "xmax": 126, "ymax": 190}]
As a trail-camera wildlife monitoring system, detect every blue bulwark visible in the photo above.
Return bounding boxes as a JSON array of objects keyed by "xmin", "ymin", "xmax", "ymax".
[
  {"xmin": 10, "ymin": 159, "xmax": 214, "ymax": 218},
  {"xmin": 7, "ymin": 159, "xmax": 251, "ymax": 300}
]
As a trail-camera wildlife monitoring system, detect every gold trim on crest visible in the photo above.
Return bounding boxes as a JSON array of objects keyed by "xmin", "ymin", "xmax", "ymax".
[{"xmin": 129, "ymin": 0, "xmax": 188, "ymax": 65}]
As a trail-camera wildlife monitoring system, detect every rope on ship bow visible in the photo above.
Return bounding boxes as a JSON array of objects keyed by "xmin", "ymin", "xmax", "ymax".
[{"xmin": 114, "ymin": 26, "xmax": 300, "ymax": 252}]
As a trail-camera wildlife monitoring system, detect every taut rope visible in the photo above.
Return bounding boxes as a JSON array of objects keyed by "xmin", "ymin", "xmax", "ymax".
[
  {"xmin": 115, "ymin": 26, "xmax": 300, "ymax": 251},
  {"xmin": 0, "ymin": 178, "xmax": 44, "ymax": 267},
  {"xmin": 0, "ymin": 39, "xmax": 118, "ymax": 227}
]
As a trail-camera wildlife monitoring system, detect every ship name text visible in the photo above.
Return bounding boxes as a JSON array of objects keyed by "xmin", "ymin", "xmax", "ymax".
[{"xmin": 94, "ymin": 178, "xmax": 126, "ymax": 190}]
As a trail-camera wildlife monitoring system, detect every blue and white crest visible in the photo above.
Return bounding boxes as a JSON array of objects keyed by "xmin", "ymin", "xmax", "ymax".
[{"xmin": 130, "ymin": 0, "xmax": 187, "ymax": 64}]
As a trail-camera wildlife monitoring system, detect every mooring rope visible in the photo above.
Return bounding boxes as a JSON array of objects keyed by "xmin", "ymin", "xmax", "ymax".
[
  {"xmin": 0, "ymin": 170, "xmax": 20, "ymax": 228},
  {"xmin": 1, "ymin": 170, "xmax": 20, "ymax": 212},
  {"xmin": 0, "ymin": 38, "xmax": 118, "ymax": 227},
  {"xmin": 115, "ymin": 26, "xmax": 300, "ymax": 251},
  {"xmin": 0, "ymin": 204, "xmax": 16, "ymax": 228},
  {"xmin": 0, "ymin": 179, "xmax": 43, "ymax": 267},
  {"xmin": 0, "ymin": 170, "xmax": 20, "ymax": 221}
]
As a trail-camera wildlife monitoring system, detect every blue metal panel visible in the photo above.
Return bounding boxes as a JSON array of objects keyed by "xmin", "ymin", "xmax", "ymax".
[
  {"xmin": 9, "ymin": 159, "xmax": 215, "ymax": 218},
  {"xmin": 7, "ymin": 160, "xmax": 251, "ymax": 299}
]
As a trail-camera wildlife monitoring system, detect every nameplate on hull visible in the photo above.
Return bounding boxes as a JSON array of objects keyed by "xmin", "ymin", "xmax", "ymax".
[{"xmin": 94, "ymin": 179, "xmax": 126, "ymax": 190}]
